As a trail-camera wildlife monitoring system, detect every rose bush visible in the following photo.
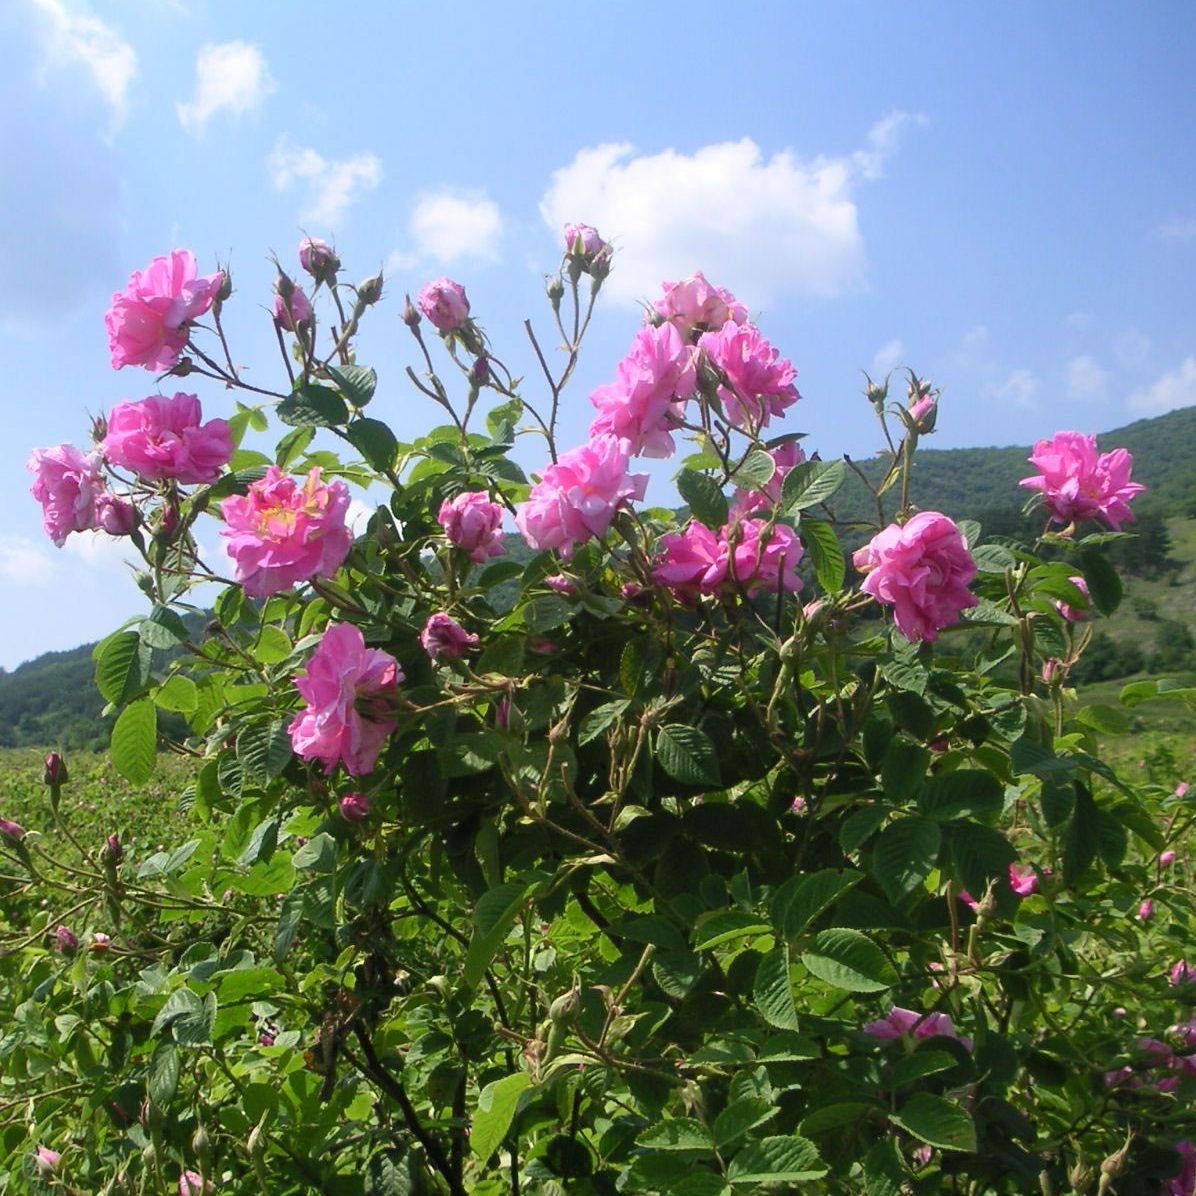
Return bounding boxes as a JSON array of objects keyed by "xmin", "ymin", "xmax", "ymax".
[{"xmin": 5, "ymin": 226, "xmax": 1195, "ymax": 1196}]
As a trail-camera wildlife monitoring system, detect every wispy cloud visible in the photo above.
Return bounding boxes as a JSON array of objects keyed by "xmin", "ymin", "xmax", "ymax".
[
  {"xmin": 0, "ymin": 536, "xmax": 57, "ymax": 587},
  {"xmin": 28, "ymin": 0, "xmax": 137, "ymax": 132},
  {"xmin": 985, "ymin": 369, "xmax": 1040, "ymax": 409},
  {"xmin": 1128, "ymin": 356, "xmax": 1196, "ymax": 415},
  {"xmin": 1064, "ymin": 355, "xmax": 1109, "ymax": 403},
  {"xmin": 1155, "ymin": 216, "xmax": 1196, "ymax": 243},
  {"xmin": 407, "ymin": 191, "xmax": 503, "ymax": 264},
  {"xmin": 539, "ymin": 115, "xmax": 924, "ymax": 308},
  {"xmin": 871, "ymin": 338, "xmax": 904, "ymax": 377},
  {"xmin": 268, "ymin": 136, "xmax": 382, "ymax": 229},
  {"xmin": 177, "ymin": 41, "xmax": 274, "ymax": 133}
]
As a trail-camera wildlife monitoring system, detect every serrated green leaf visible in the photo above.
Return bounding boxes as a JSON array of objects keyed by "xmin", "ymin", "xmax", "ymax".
[
  {"xmin": 1064, "ymin": 781, "xmax": 1100, "ymax": 887},
  {"xmin": 1076, "ymin": 703, "xmax": 1130, "ymax": 736},
  {"xmin": 782, "ymin": 459, "xmax": 845, "ymax": 512},
  {"xmin": 139, "ymin": 605, "xmax": 190, "ymax": 649},
  {"xmin": 578, "ymin": 700, "xmax": 630, "ymax": 746},
  {"xmin": 734, "ymin": 449, "xmax": 776, "ymax": 489},
  {"xmin": 948, "ymin": 821, "xmax": 1018, "ymax": 895},
  {"xmin": 771, "ymin": 869, "xmax": 863, "ymax": 939},
  {"xmin": 96, "ymin": 630, "xmax": 152, "ymax": 705},
  {"xmin": 523, "ymin": 595, "xmax": 572, "ymax": 632},
  {"xmin": 293, "ymin": 832, "xmax": 337, "ymax": 873},
  {"xmin": 799, "ymin": 517, "xmax": 846, "ymax": 593},
  {"xmin": 148, "ymin": 1041, "xmax": 180, "ymax": 1107},
  {"xmin": 254, "ymin": 625, "xmax": 294, "ymax": 664},
  {"xmin": 111, "ymin": 698, "xmax": 156, "ymax": 784},
  {"xmin": 277, "ymin": 384, "xmax": 348, "ymax": 428},
  {"xmin": 727, "ymin": 1135, "xmax": 827, "ymax": 1183},
  {"xmin": 154, "ymin": 674, "xmax": 198, "ymax": 714},
  {"xmin": 677, "ymin": 469, "xmax": 729, "ymax": 530},
  {"xmin": 463, "ymin": 878, "xmax": 543, "ymax": 992},
  {"xmin": 881, "ymin": 740, "xmax": 929, "ymax": 802},
  {"xmin": 753, "ymin": 947, "xmax": 800, "ymax": 1029},
  {"xmin": 638, "ymin": 1118, "xmax": 712, "ymax": 1151},
  {"xmin": 693, "ymin": 909, "xmax": 770, "ymax": 951},
  {"xmin": 347, "ymin": 418, "xmax": 398, "ymax": 471},
  {"xmin": 864, "ymin": 1137, "xmax": 907, "ymax": 1196},
  {"xmin": 713, "ymin": 1098, "xmax": 773, "ymax": 1150},
  {"xmin": 327, "ymin": 364, "xmax": 378, "ymax": 408},
  {"xmin": 919, "ymin": 769, "xmax": 1004, "ymax": 820},
  {"xmin": 890, "ymin": 1093, "xmax": 976, "ymax": 1152},
  {"xmin": 801, "ymin": 928, "xmax": 895, "ymax": 992},
  {"xmin": 1080, "ymin": 549, "xmax": 1122, "ymax": 616},
  {"xmin": 872, "ymin": 815, "xmax": 941, "ymax": 902},
  {"xmin": 656, "ymin": 724, "xmax": 721, "ymax": 787},
  {"xmin": 470, "ymin": 1072, "xmax": 531, "ymax": 1160},
  {"xmin": 237, "ymin": 718, "xmax": 292, "ymax": 782}
]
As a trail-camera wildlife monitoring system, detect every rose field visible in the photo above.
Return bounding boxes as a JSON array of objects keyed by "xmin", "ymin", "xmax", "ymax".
[{"xmin": 4, "ymin": 230, "xmax": 1196, "ymax": 1195}]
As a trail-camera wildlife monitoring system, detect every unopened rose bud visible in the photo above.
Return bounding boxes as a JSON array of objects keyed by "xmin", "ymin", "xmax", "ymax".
[
  {"xmin": 1068, "ymin": 1158, "xmax": 1095, "ymax": 1193},
  {"xmin": 34, "ymin": 1147, "xmax": 61, "ymax": 1178},
  {"xmin": 90, "ymin": 931, "xmax": 111, "ymax": 951},
  {"xmin": 273, "ymin": 276, "xmax": 313, "ymax": 331},
  {"xmin": 1137, "ymin": 899, "xmax": 1153, "ymax": 921},
  {"xmin": 1160, "ymin": 849, "xmax": 1176, "ymax": 867},
  {"xmin": 54, "ymin": 925, "xmax": 78, "ymax": 954},
  {"xmin": 97, "ymin": 494, "xmax": 137, "ymax": 536},
  {"xmin": 401, "ymin": 294, "xmax": 421, "ymax": 328},
  {"xmin": 470, "ymin": 356, "xmax": 490, "ymax": 387},
  {"xmin": 192, "ymin": 1122, "xmax": 211, "ymax": 1162},
  {"xmin": 338, "ymin": 792, "xmax": 371, "ymax": 823},
  {"xmin": 1175, "ymin": 781, "xmax": 1190, "ymax": 798},
  {"xmin": 0, "ymin": 817, "xmax": 26, "ymax": 843},
  {"xmin": 545, "ymin": 276, "xmax": 565, "ymax": 307},
  {"xmin": 299, "ymin": 236, "xmax": 339, "ymax": 281},
  {"xmin": 90, "ymin": 413, "xmax": 108, "ymax": 444},
  {"xmin": 215, "ymin": 266, "xmax": 233, "ymax": 304},
  {"xmin": 358, "ymin": 272, "xmax": 385, "ymax": 307},
  {"xmin": 105, "ymin": 833, "xmax": 123, "ymax": 863},
  {"xmin": 44, "ymin": 752, "xmax": 68, "ymax": 787},
  {"xmin": 417, "ymin": 278, "xmax": 468, "ymax": 331},
  {"xmin": 866, "ymin": 380, "xmax": 887, "ymax": 409},
  {"xmin": 179, "ymin": 1170, "xmax": 206, "ymax": 1196},
  {"xmin": 1042, "ymin": 657, "xmax": 1061, "ymax": 685}
]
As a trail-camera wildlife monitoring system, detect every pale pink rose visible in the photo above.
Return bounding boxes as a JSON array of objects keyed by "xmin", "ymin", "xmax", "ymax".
[
  {"xmin": 89, "ymin": 932, "xmax": 111, "ymax": 950},
  {"xmin": 654, "ymin": 272, "xmax": 748, "ymax": 335},
  {"xmin": 1008, "ymin": 863, "xmax": 1039, "ymax": 896},
  {"xmin": 1055, "ymin": 576, "xmax": 1091, "ymax": 622},
  {"xmin": 698, "ymin": 322, "xmax": 800, "ymax": 430},
  {"xmin": 220, "ymin": 467, "xmax": 353, "ymax": 598},
  {"xmin": 515, "ymin": 435, "xmax": 647, "ymax": 559},
  {"xmin": 863, "ymin": 1006, "xmax": 971, "ymax": 1049},
  {"xmin": 1020, "ymin": 431, "xmax": 1145, "ymax": 531},
  {"xmin": 1160, "ymin": 850, "xmax": 1177, "ymax": 867},
  {"xmin": 103, "ymin": 394, "xmax": 232, "ymax": 484},
  {"xmin": 179, "ymin": 1171, "xmax": 205, "ymax": 1196},
  {"xmin": 34, "ymin": 1148, "xmax": 60, "ymax": 1177},
  {"xmin": 732, "ymin": 440, "xmax": 805, "ymax": 516},
  {"xmin": 438, "ymin": 491, "xmax": 505, "ymax": 562},
  {"xmin": 652, "ymin": 521, "xmax": 728, "ymax": 598},
  {"xmin": 27, "ymin": 444, "xmax": 105, "ymax": 545},
  {"xmin": 96, "ymin": 493, "xmax": 137, "ymax": 536},
  {"xmin": 299, "ymin": 237, "xmax": 339, "ymax": 278},
  {"xmin": 338, "ymin": 792, "xmax": 371, "ymax": 822},
  {"xmin": 543, "ymin": 574, "xmax": 578, "ymax": 596},
  {"xmin": 417, "ymin": 278, "xmax": 470, "ymax": 331},
  {"xmin": 289, "ymin": 623, "xmax": 402, "ymax": 776},
  {"xmin": 273, "ymin": 281, "xmax": 313, "ymax": 330},
  {"xmin": 1176, "ymin": 782, "xmax": 1190, "ymax": 799},
  {"xmin": 420, "ymin": 613, "xmax": 480, "ymax": 661},
  {"xmin": 1138, "ymin": 899, "xmax": 1155, "ymax": 921},
  {"xmin": 909, "ymin": 394, "xmax": 937, "ymax": 427},
  {"xmin": 564, "ymin": 223, "xmax": 609, "ymax": 263},
  {"xmin": 725, "ymin": 518, "xmax": 804, "ymax": 595},
  {"xmin": 105, "ymin": 249, "xmax": 223, "ymax": 371},
  {"xmin": 588, "ymin": 323, "xmax": 697, "ymax": 458},
  {"xmin": 1041, "ymin": 657, "xmax": 1061, "ymax": 685},
  {"xmin": 853, "ymin": 512, "xmax": 978, "ymax": 643}
]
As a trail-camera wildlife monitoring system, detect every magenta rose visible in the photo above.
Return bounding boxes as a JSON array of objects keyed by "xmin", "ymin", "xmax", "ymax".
[
  {"xmin": 725, "ymin": 518, "xmax": 804, "ymax": 595},
  {"xmin": 103, "ymin": 394, "xmax": 232, "ymax": 485},
  {"xmin": 863, "ymin": 1006, "xmax": 971, "ymax": 1049},
  {"xmin": 654, "ymin": 272, "xmax": 748, "ymax": 335},
  {"xmin": 27, "ymin": 444, "xmax": 105, "ymax": 545},
  {"xmin": 699, "ymin": 321, "xmax": 800, "ymax": 431},
  {"xmin": 420, "ymin": 613, "xmax": 480, "ymax": 661},
  {"xmin": 438, "ymin": 491, "xmax": 505, "ymax": 562},
  {"xmin": 289, "ymin": 623, "xmax": 402, "ymax": 776},
  {"xmin": 338, "ymin": 792, "xmax": 371, "ymax": 822},
  {"xmin": 1008, "ymin": 862, "xmax": 1039, "ymax": 896},
  {"xmin": 1055, "ymin": 575, "xmax": 1091, "ymax": 622},
  {"xmin": 417, "ymin": 278, "xmax": 470, "ymax": 331},
  {"xmin": 588, "ymin": 323, "xmax": 697, "ymax": 458},
  {"xmin": 853, "ymin": 512, "xmax": 978, "ymax": 643},
  {"xmin": 220, "ymin": 467, "xmax": 353, "ymax": 598},
  {"xmin": 515, "ymin": 435, "xmax": 647, "ymax": 559},
  {"xmin": 1019, "ymin": 430, "xmax": 1145, "ymax": 531},
  {"xmin": 105, "ymin": 249, "xmax": 223, "ymax": 371},
  {"xmin": 652, "ymin": 521, "xmax": 728, "ymax": 599}
]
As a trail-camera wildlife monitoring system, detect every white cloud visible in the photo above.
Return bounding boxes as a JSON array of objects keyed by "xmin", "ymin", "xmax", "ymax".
[
  {"xmin": 1114, "ymin": 328, "xmax": 1152, "ymax": 370},
  {"xmin": 1156, "ymin": 216, "xmax": 1196, "ymax": 242},
  {"xmin": 1128, "ymin": 356, "xmax": 1196, "ymax": 415},
  {"xmin": 177, "ymin": 41, "xmax": 274, "ymax": 133},
  {"xmin": 0, "ymin": 537, "xmax": 57, "ymax": 586},
  {"xmin": 985, "ymin": 369, "xmax": 1040, "ymax": 408},
  {"xmin": 539, "ymin": 115, "xmax": 923, "ymax": 308},
  {"xmin": 871, "ymin": 338, "xmax": 904, "ymax": 377},
  {"xmin": 29, "ymin": 0, "xmax": 137, "ymax": 131},
  {"xmin": 1065, "ymin": 355, "xmax": 1109, "ymax": 403},
  {"xmin": 62, "ymin": 530, "xmax": 136, "ymax": 571},
  {"xmin": 407, "ymin": 191, "xmax": 503, "ymax": 264},
  {"xmin": 268, "ymin": 136, "xmax": 382, "ymax": 229}
]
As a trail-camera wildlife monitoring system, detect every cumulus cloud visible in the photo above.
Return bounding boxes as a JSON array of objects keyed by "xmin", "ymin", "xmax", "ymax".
[
  {"xmin": 871, "ymin": 338, "xmax": 904, "ymax": 377},
  {"xmin": 1155, "ymin": 216, "xmax": 1196, "ymax": 242},
  {"xmin": 539, "ymin": 115, "xmax": 923, "ymax": 308},
  {"xmin": 985, "ymin": 369, "xmax": 1040, "ymax": 409},
  {"xmin": 406, "ymin": 191, "xmax": 503, "ymax": 264},
  {"xmin": 1065, "ymin": 355, "xmax": 1109, "ymax": 403},
  {"xmin": 62, "ymin": 530, "xmax": 136, "ymax": 571},
  {"xmin": 28, "ymin": 0, "xmax": 137, "ymax": 131},
  {"xmin": 0, "ymin": 537, "xmax": 57, "ymax": 586},
  {"xmin": 177, "ymin": 41, "xmax": 274, "ymax": 133},
  {"xmin": 268, "ymin": 136, "xmax": 382, "ymax": 229},
  {"xmin": 1128, "ymin": 356, "xmax": 1196, "ymax": 415}
]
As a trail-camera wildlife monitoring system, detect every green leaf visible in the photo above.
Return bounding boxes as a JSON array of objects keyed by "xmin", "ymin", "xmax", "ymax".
[
  {"xmin": 293, "ymin": 832, "xmax": 337, "ymax": 873},
  {"xmin": 151, "ymin": 987, "xmax": 216, "ymax": 1047},
  {"xmin": 111, "ymin": 698, "xmax": 156, "ymax": 784},
  {"xmin": 96, "ymin": 630, "xmax": 152, "ymax": 705},
  {"xmin": 277, "ymin": 384, "xmax": 349, "ymax": 428},
  {"xmin": 347, "ymin": 418, "xmax": 398, "ymax": 472},
  {"xmin": 255, "ymin": 625, "xmax": 294, "ymax": 664},
  {"xmin": 154, "ymin": 674, "xmax": 198, "ymax": 715},
  {"xmin": 236, "ymin": 817, "xmax": 279, "ymax": 868},
  {"xmin": 771, "ymin": 869, "xmax": 863, "ymax": 939},
  {"xmin": 890, "ymin": 1093, "xmax": 976, "ymax": 1152},
  {"xmin": 801, "ymin": 928, "xmax": 895, "ymax": 992},
  {"xmin": 881, "ymin": 740, "xmax": 929, "ymax": 802},
  {"xmin": 463, "ymin": 879, "xmax": 542, "ymax": 992},
  {"xmin": 864, "ymin": 1137, "xmax": 908, "ymax": 1196},
  {"xmin": 470, "ymin": 1072, "xmax": 531, "ymax": 1161},
  {"xmin": 799, "ymin": 517, "xmax": 846, "ymax": 593},
  {"xmin": 782, "ymin": 459, "xmax": 846, "ymax": 512},
  {"xmin": 1076, "ymin": 703, "xmax": 1130, "ymax": 736},
  {"xmin": 656, "ymin": 724, "xmax": 721, "ymax": 787},
  {"xmin": 753, "ymin": 947, "xmax": 800, "ymax": 1029},
  {"xmin": 676, "ymin": 468, "xmax": 729, "ymax": 530},
  {"xmin": 693, "ymin": 909, "xmax": 770, "ymax": 951},
  {"xmin": 1064, "ymin": 781, "xmax": 1100, "ymax": 887},
  {"xmin": 578, "ymin": 700, "xmax": 630, "ymax": 746},
  {"xmin": 713, "ymin": 1098, "xmax": 773, "ymax": 1150},
  {"xmin": 275, "ymin": 425, "xmax": 315, "ymax": 469},
  {"xmin": 1080, "ymin": 548, "xmax": 1122, "ymax": 615},
  {"xmin": 800, "ymin": 1101, "xmax": 878, "ymax": 1136},
  {"xmin": 886, "ymin": 1049, "xmax": 960, "ymax": 1087},
  {"xmin": 139, "ymin": 605, "xmax": 190, "ymax": 649},
  {"xmin": 476, "ymin": 636, "xmax": 525, "ymax": 678},
  {"xmin": 872, "ymin": 815, "xmax": 941, "ymax": 903},
  {"xmin": 734, "ymin": 449, "xmax": 777, "ymax": 489},
  {"xmin": 919, "ymin": 769, "xmax": 1005, "ymax": 820},
  {"xmin": 948, "ymin": 821, "xmax": 1017, "ymax": 895},
  {"xmin": 727, "ymin": 1136, "xmax": 827, "ymax": 1183},
  {"xmin": 840, "ymin": 805, "xmax": 890, "ymax": 854},
  {"xmin": 523, "ymin": 595, "xmax": 572, "ymax": 632},
  {"xmin": 148, "ymin": 1041, "xmax": 180, "ymax": 1107},
  {"xmin": 638, "ymin": 1118, "xmax": 712, "ymax": 1151},
  {"xmin": 621, "ymin": 637, "xmax": 663, "ymax": 697},
  {"xmin": 237, "ymin": 718, "xmax": 293, "ymax": 782},
  {"xmin": 327, "ymin": 364, "xmax": 378, "ymax": 408}
]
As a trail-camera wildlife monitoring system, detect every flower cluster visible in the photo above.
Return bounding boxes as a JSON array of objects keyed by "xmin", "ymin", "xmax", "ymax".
[
  {"xmin": 864, "ymin": 1006, "xmax": 973, "ymax": 1051},
  {"xmin": 438, "ymin": 491, "xmax": 505, "ymax": 561},
  {"xmin": 653, "ymin": 517, "xmax": 804, "ymax": 599},
  {"xmin": 1020, "ymin": 430, "xmax": 1144, "ymax": 530},
  {"xmin": 104, "ymin": 394, "xmax": 232, "ymax": 485}
]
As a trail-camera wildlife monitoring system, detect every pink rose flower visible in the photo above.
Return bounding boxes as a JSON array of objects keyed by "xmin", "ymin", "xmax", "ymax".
[
  {"xmin": 515, "ymin": 435, "xmax": 647, "ymax": 559},
  {"xmin": 863, "ymin": 1006, "xmax": 972, "ymax": 1049},
  {"xmin": 274, "ymin": 280, "xmax": 313, "ymax": 330},
  {"xmin": 54, "ymin": 925, "xmax": 78, "ymax": 954},
  {"xmin": 299, "ymin": 236, "xmax": 339, "ymax": 278},
  {"xmin": 417, "ymin": 278, "xmax": 470, "ymax": 331},
  {"xmin": 1055, "ymin": 576, "xmax": 1091, "ymax": 622},
  {"xmin": 1041, "ymin": 657, "xmax": 1061, "ymax": 685},
  {"xmin": 438, "ymin": 492, "xmax": 505, "ymax": 562},
  {"xmin": 725, "ymin": 518, "xmax": 804, "ymax": 595},
  {"xmin": 1019, "ymin": 431, "xmax": 1145, "ymax": 531},
  {"xmin": 1170, "ymin": 960, "xmax": 1196, "ymax": 987},
  {"xmin": 34, "ymin": 1148, "xmax": 61, "ymax": 1178},
  {"xmin": 543, "ymin": 574, "xmax": 578, "ymax": 596},
  {"xmin": 96, "ymin": 493, "xmax": 137, "ymax": 536},
  {"xmin": 909, "ymin": 394, "xmax": 937, "ymax": 428},
  {"xmin": 103, "ymin": 394, "xmax": 232, "ymax": 485},
  {"xmin": 1008, "ymin": 863, "xmax": 1039, "ymax": 896},
  {"xmin": 698, "ymin": 321, "xmax": 800, "ymax": 430},
  {"xmin": 853, "ymin": 512, "xmax": 978, "ymax": 643},
  {"xmin": 588, "ymin": 323, "xmax": 697, "ymax": 458},
  {"xmin": 1176, "ymin": 782, "xmax": 1190, "ymax": 799},
  {"xmin": 1160, "ymin": 849, "xmax": 1177, "ymax": 867},
  {"xmin": 179, "ymin": 1171, "xmax": 205, "ymax": 1196},
  {"xmin": 27, "ymin": 444, "xmax": 105, "ymax": 545},
  {"xmin": 105, "ymin": 249, "xmax": 223, "ymax": 371},
  {"xmin": 1138, "ymin": 899, "xmax": 1154, "ymax": 921},
  {"xmin": 1163, "ymin": 1140, "xmax": 1196, "ymax": 1196},
  {"xmin": 220, "ymin": 467, "xmax": 353, "ymax": 598},
  {"xmin": 289, "ymin": 623, "xmax": 402, "ymax": 776},
  {"xmin": 564, "ymin": 222, "xmax": 610, "ymax": 265},
  {"xmin": 652, "ymin": 521, "xmax": 727, "ymax": 598},
  {"xmin": 338, "ymin": 792, "xmax": 371, "ymax": 822},
  {"xmin": 420, "ymin": 613, "xmax": 480, "ymax": 661},
  {"xmin": 732, "ymin": 440, "xmax": 805, "ymax": 516},
  {"xmin": 654, "ymin": 272, "xmax": 748, "ymax": 335}
]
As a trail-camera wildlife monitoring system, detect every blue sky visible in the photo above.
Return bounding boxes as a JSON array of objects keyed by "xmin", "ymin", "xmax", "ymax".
[{"xmin": 3, "ymin": 0, "xmax": 1194, "ymax": 669}]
